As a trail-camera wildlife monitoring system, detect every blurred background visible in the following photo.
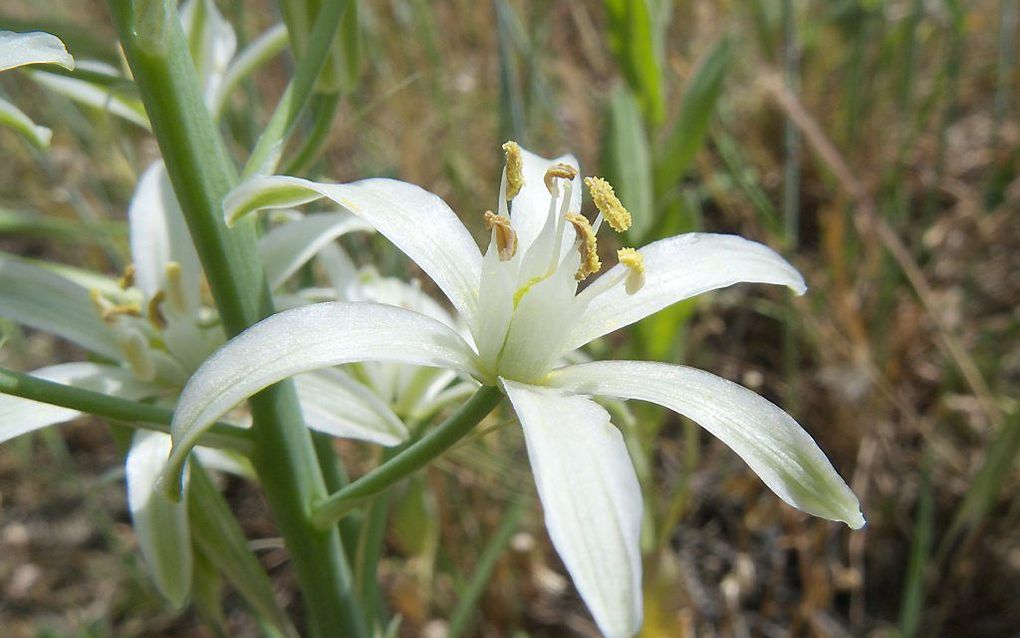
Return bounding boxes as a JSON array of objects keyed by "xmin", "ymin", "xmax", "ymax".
[{"xmin": 1, "ymin": 0, "xmax": 1017, "ymax": 636}]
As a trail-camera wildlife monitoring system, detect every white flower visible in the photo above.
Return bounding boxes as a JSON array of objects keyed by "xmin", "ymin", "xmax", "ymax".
[
  {"xmin": 165, "ymin": 143, "xmax": 864, "ymax": 637},
  {"xmin": 0, "ymin": 160, "xmax": 393, "ymax": 604}
]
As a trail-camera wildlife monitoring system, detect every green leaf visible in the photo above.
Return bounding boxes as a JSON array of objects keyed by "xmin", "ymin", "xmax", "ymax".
[
  {"xmin": 654, "ymin": 34, "xmax": 733, "ymax": 196},
  {"xmin": 605, "ymin": 86, "xmax": 654, "ymax": 241},
  {"xmin": 188, "ymin": 464, "xmax": 299, "ymax": 638},
  {"xmin": 603, "ymin": 0, "xmax": 665, "ymax": 123}
]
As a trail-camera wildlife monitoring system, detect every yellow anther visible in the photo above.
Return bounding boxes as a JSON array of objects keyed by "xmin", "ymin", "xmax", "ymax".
[
  {"xmin": 148, "ymin": 290, "xmax": 168, "ymax": 330},
  {"xmin": 617, "ymin": 247, "xmax": 645, "ymax": 294},
  {"xmin": 584, "ymin": 176, "xmax": 631, "ymax": 232},
  {"xmin": 119, "ymin": 264, "xmax": 136, "ymax": 290},
  {"xmin": 565, "ymin": 213, "xmax": 601, "ymax": 280},
  {"xmin": 164, "ymin": 262, "xmax": 188, "ymax": 314},
  {"xmin": 89, "ymin": 288, "xmax": 142, "ymax": 323},
  {"xmin": 502, "ymin": 140, "xmax": 525, "ymax": 200},
  {"xmin": 544, "ymin": 163, "xmax": 577, "ymax": 195},
  {"xmin": 483, "ymin": 210, "xmax": 518, "ymax": 261}
]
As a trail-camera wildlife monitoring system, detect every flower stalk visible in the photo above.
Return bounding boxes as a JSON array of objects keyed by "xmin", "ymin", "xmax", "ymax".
[
  {"xmin": 0, "ymin": 366, "xmax": 251, "ymax": 453},
  {"xmin": 312, "ymin": 385, "xmax": 503, "ymax": 529},
  {"xmin": 105, "ymin": 2, "xmax": 366, "ymax": 636}
]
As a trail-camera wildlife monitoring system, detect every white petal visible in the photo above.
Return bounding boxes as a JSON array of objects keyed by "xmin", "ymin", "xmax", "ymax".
[
  {"xmin": 497, "ymin": 257, "xmax": 579, "ymax": 382},
  {"xmin": 502, "ymin": 380, "xmax": 642, "ymax": 638},
  {"xmin": 294, "ymin": 368, "xmax": 408, "ymax": 446},
  {"xmin": 510, "ymin": 148, "xmax": 581, "ymax": 255},
  {"xmin": 126, "ymin": 430, "xmax": 192, "ymax": 607},
  {"xmin": 0, "ymin": 363, "xmax": 160, "ymax": 444},
  {"xmin": 0, "ymin": 255, "xmax": 123, "ymax": 359},
  {"xmin": 165, "ymin": 302, "xmax": 478, "ymax": 496},
  {"xmin": 259, "ymin": 212, "xmax": 371, "ymax": 290},
  {"xmin": 29, "ymin": 65, "xmax": 149, "ymax": 129},
  {"xmin": 0, "ymin": 30, "xmax": 73, "ymax": 71},
  {"xmin": 317, "ymin": 243, "xmax": 358, "ymax": 292},
  {"xmin": 224, "ymin": 175, "xmax": 483, "ymax": 324},
  {"xmin": 129, "ymin": 161, "xmax": 203, "ymax": 308},
  {"xmin": 566, "ymin": 233, "xmax": 808, "ymax": 351},
  {"xmin": 179, "ymin": 0, "xmax": 237, "ymax": 106},
  {"xmin": 548, "ymin": 360, "xmax": 865, "ymax": 529},
  {"xmin": 472, "ymin": 243, "xmax": 515, "ymax": 377},
  {"xmin": 0, "ymin": 96, "xmax": 51, "ymax": 148}
]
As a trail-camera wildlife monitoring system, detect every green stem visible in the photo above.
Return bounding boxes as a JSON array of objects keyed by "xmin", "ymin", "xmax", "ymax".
[
  {"xmin": 105, "ymin": 3, "xmax": 366, "ymax": 637},
  {"xmin": 243, "ymin": 0, "xmax": 351, "ymax": 177},
  {"xmin": 0, "ymin": 367, "xmax": 251, "ymax": 453},
  {"xmin": 446, "ymin": 497, "xmax": 527, "ymax": 638},
  {"xmin": 313, "ymin": 386, "xmax": 504, "ymax": 529},
  {"xmin": 283, "ymin": 91, "xmax": 342, "ymax": 174}
]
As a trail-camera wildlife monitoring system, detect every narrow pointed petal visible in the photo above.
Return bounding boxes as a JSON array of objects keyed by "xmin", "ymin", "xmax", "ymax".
[
  {"xmin": 566, "ymin": 233, "xmax": 807, "ymax": 351},
  {"xmin": 129, "ymin": 161, "xmax": 203, "ymax": 307},
  {"xmin": 126, "ymin": 431, "xmax": 192, "ymax": 608},
  {"xmin": 0, "ymin": 255, "xmax": 123, "ymax": 359},
  {"xmin": 510, "ymin": 148, "xmax": 581, "ymax": 255},
  {"xmin": 179, "ymin": 0, "xmax": 237, "ymax": 105},
  {"xmin": 28, "ymin": 61, "xmax": 149, "ymax": 129},
  {"xmin": 548, "ymin": 361, "xmax": 865, "ymax": 529},
  {"xmin": 0, "ymin": 96, "xmax": 52, "ymax": 148},
  {"xmin": 502, "ymin": 380, "xmax": 642, "ymax": 638},
  {"xmin": 0, "ymin": 363, "xmax": 160, "ymax": 444},
  {"xmin": 165, "ymin": 302, "xmax": 478, "ymax": 497},
  {"xmin": 259, "ymin": 212, "xmax": 371, "ymax": 290},
  {"xmin": 294, "ymin": 368, "xmax": 408, "ymax": 446},
  {"xmin": 224, "ymin": 175, "xmax": 483, "ymax": 324},
  {"xmin": 0, "ymin": 30, "xmax": 74, "ymax": 71}
]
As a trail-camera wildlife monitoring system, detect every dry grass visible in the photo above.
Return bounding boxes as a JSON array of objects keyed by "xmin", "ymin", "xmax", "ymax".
[{"xmin": 1, "ymin": 0, "xmax": 1017, "ymax": 636}]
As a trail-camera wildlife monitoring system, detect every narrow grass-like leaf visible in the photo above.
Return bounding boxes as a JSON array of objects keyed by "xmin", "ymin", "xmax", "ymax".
[
  {"xmin": 603, "ymin": 0, "xmax": 665, "ymax": 123},
  {"xmin": 605, "ymin": 86, "xmax": 654, "ymax": 241},
  {"xmin": 653, "ymin": 35, "xmax": 732, "ymax": 197}
]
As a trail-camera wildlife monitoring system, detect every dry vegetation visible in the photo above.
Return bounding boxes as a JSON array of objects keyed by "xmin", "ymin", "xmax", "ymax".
[{"xmin": 1, "ymin": 0, "xmax": 1017, "ymax": 636}]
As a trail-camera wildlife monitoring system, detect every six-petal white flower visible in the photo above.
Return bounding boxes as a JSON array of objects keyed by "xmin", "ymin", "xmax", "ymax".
[{"xmin": 165, "ymin": 144, "xmax": 864, "ymax": 638}]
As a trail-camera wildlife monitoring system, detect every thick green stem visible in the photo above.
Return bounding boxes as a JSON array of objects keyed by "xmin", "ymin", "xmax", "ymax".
[
  {"xmin": 0, "ymin": 367, "xmax": 250, "ymax": 453},
  {"xmin": 105, "ymin": 3, "xmax": 366, "ymax": 636},
  {"xmin": 313, "ymin": 386, "xmax": 504, "ymax": 529}
]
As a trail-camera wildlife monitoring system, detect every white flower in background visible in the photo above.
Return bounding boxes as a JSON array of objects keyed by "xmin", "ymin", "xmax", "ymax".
[
  {"xmin": 0, "ymin": 30, "xmax": 74, "ymax": 148},
  {"xmin": 166, "ymin": 143, "xmax": 865, "ymax": 637},
  {"xmin": 0, "ymin": 159, "xmax": 397, "ymax": 605}
]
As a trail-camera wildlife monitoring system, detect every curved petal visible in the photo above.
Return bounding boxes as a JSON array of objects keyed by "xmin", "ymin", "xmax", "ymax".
[
  {"xmin": 294, "ymin": 368, "xmax": 408, "ymax": 446},
  {"xmin": 180, "ymin": 0, "xmax": 237, "ymax": 105},
  {"xmin": 259, "ymin": 212, "xmax": 372, "ymax": 290},
  {"xmin": 0, "ymin": 363, "xmax": 160, "ymax": 444},
  {"xmin": 566, "ymin": 233, "xmax": 807, "ymax": 351},
  {"xmin": 0, "ymin": 30, "xmax": 73, "ymax": 72},
  {"xmin": 126, "ymin": 430, "xmax": 192, "ymax": 608},
  {"xmin": 0, "ymin": 256, "xmax": 123, "ymax": 359},
  {"xmin": 510, "ymin": 148, "xmax": 581, "ymax": 255},
  {"xmin": 0, "ymin": 96, "xmax": 51, "ymax": 148},
  {"xmin": 129, "ymin": 161, "xmax": 203, "ymax": 308},
  {"xmin": 502, "ymin": 380, "xmax": 642, "ymax": 638},
  {"xmin": 548, "ymin": 360, "xmax": 864, "ymax": 529},
  {"xmin": 224, "ymin": 175, "xmax": 483, "ymax": 324},
  {"xmin": 164, "ymin": 302, "xmax": 478, "ymax": 497}
]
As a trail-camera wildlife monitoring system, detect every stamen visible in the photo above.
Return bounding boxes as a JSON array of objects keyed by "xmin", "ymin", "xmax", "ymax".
[
  {"xmin": 148, "ymin": 290, "xmax": 168, "ymax": 330},
  {"xmin": 584, "ymin": 176, "xmax": 631, "ymax": 232},
  {"xmin": 617, "ymin": 247, "xmax": 646, "ymax": 294},
  {"xmin": 544, "ymin": 163, "xmax": 577, "ymax": 195},
  {"xmin": 565, "ymin": 213, "xmax": 601, "ymax": 280},
  {"xmin": 119, "ymin": 330, "xmax": 156, "ymax": 381},
  {"xmin": 90, "ymin": 288, "xmax": 142, "ymax": 323},
  {"xmin": 483, "ymin": 210, "xmax": 518, "ymax": 261},
  {"xmin": 164, "ymin": 262, "xmax": 188, "ymax": 314},
  {"xmin": 502, "ymin": 141, "xmax": 525, "ymax": 200},
  {"xmin": 119, "ymin": 263, "xmax": 136, "ymax": 290}
]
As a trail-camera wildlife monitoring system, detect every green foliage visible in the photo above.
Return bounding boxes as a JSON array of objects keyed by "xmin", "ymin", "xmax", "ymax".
[{"xmin": 603, "ymin": 0, "xmax": 665, "ymax": 123}]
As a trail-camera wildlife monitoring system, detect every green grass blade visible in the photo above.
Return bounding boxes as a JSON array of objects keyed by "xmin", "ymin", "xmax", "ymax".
[
  {"xmin": 653, "ymin": 34, "xmax": 733, "ymax": 197},
  {"xmin": 603, "ymin": 0, "xmax": 665, "ymax": 123},
  {"xmin": 605, "ymin": 86, "xmax": 654, "ymax": 240}
]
